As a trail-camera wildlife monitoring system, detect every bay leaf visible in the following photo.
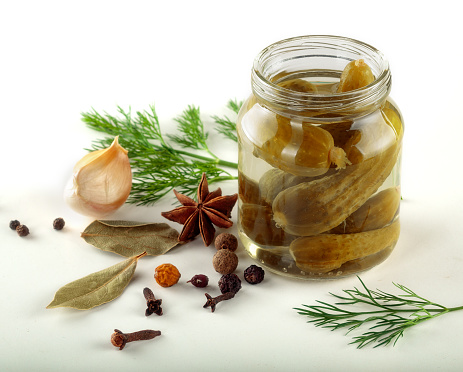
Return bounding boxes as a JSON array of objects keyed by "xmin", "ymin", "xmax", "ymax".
[
  {"xmin": 81, "ymin": 220, "xmax": 179, "ymax": 257},
  {"xmin": 46, "ymin": 252, "xmax": 146, "ymax": 310}
]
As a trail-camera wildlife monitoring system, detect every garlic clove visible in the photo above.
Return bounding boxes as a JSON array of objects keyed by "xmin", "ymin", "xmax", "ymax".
[{"xmin": 65, "ymin": 136, "xmax": 132, "ymax": 217}]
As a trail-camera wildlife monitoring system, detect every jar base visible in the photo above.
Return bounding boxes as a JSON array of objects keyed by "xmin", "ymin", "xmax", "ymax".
[{"xmin": 239, "ymin": 229, "xmax": 397, "ymax": 280}]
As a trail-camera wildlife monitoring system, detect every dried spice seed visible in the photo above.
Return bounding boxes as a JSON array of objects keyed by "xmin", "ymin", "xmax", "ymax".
[
  {"xmin": 218, "ymin": 273, "xmax": 242, "ymax": 294},
  {"xmin": 111, "ymin": 329, "xmax": 161, "ymax": 350},
  {"xmin": 154, "ymin": 263, "xmax": 181, "ymax": 287},
  {"xmin": 16, "ymin": 224, "xmax": 30, "ymax": 237},
  {"xmin": 53, "ymin": 217, "xmax": 65, "ymax": 230},
  {"xmin": 203, "ymin": 292, "xmax": 235, "ymax": 312},
  {"xmin": 214, "ymin": 232, "xmax": 238, "ymax": 251},
  {"xmin": 187, "ymin": 274, "xmax": 209, "ymax": 288},
  {"xmin": 212, "ymin": 249, "xmax": 238, "ymax": 275},
  {"xmin": 143, "ymin": 287, "xmax": 163, "ymax": 316},
  {"xmin": 161, "ymin": 173, "xmax": 238, "ymax": 246},
  {"xmin": 9, "ymin": 220, "xmax": 20, "ymax": 230},
  {"xmin": 244, "ymin": 265, "xmax": 265, "ymax": 284}
]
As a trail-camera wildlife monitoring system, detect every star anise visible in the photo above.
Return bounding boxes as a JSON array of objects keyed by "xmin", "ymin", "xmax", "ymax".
[{"xmin": 161, "ymin": 173, "xmax": 238, "ymax": 246}]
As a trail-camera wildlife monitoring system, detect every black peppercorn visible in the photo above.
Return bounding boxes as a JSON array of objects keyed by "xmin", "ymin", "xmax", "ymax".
[
  {"xmin": 16, "ymin": 224, "xmax": 30, "ymax": 237},
  {"xmin": 218, "ymin": 273, "xmax": 241, "ymax": 294},
  {"xmin": 244, "ymin": 265, "xmax": 265, "ymax": 284},
  {"xmin": 9, "ymin": 220, "xmax": 20, "ymax": 230},
  {"xmin": 53, "ymin": 217, "xmax": 65, "ymax": 230}
]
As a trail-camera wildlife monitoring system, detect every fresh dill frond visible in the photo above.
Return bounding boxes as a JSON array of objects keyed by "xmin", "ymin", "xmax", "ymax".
[
  {"xmin": 169, "ymin": 105, "xmax": 210, "ymax": 152},
  {"xmin": 212, "ymin": 99, "xmax": 243, "ymax": 142},
  {"xmin": 81, "ymin": 102, "xmax": 239, "ymax": 206},
  {"xmin": 295, "ymin": 276, "xmax": 463, "ymax": 349},
  {"xmin": 227, "ymin": 99, "xmax": 243, "ymax": 115}
]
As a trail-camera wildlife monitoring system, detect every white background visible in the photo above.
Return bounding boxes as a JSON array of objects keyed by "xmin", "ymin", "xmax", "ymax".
[{"xmin": 1, "ymin": 1, "xmax": 463, "ymax": 371}]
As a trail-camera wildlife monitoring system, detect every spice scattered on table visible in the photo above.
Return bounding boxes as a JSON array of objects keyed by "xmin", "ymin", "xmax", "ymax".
[
  {"xmin": 218, "ymin": 273, "xmax": 242, "ymax": 294},
  {"xmin": 46, "ymin": 252, "xmax": 146, "ymax": 310},
  {"xmin": 161, "ymin": 173, "xmax": 238, "ymax": 246},
  {"xmin": 143, "ymin": 287, "xmax": 163, "ymax": 316},
  {"xmin": 111, "ymin": 329, "xmax": 161, "ymax": 350},
  {"xmin": 9, "ymin": 220, "xmax": 20, "ymax": 230},
  {"xmin": 81, "ymin": 220, "xmax": 179, "ymax": 257},
  {"xmin": 213, "ymin": 249, "xmax": 238, "ymax": 275},
  {"xmin": 203, "ymin": 292, "xmax": 235, "ymax": 313},
  {"xmin": 215, "ymin": 232, "xmax": 238, "ymax": 251},
  {"xmin": 154, "ymin": 263, "xmax": 181, "ymax": 287},
  {"xmin": 187, "ymin": 274, "xmax": 209, "ymax": 288},
  {"xmin": 53, "ymin": 217, "xmax": 65, "ymax": 230},
  {"xmin": 16, "ymin": 224, "xmax": 30, "ymax": 237},
  {"xmin": 244, "ymin": 265, "xmax": 265, "ymax": 284}
]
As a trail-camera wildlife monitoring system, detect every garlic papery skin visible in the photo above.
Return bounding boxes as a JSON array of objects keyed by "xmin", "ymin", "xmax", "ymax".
[{"xmin": 65, "ymin": 136, "xmax": 132, "ymax": 217}]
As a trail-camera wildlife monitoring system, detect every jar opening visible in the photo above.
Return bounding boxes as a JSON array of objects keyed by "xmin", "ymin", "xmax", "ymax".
[{"xmin": 251, "ymin": 35, "xmax": 391, "ymax": 121}]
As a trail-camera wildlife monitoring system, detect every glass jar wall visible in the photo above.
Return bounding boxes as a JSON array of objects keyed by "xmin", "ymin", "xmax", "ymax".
[{"xmin": 236, "ymin": 35, "xmax": 403, "ymax": 279}]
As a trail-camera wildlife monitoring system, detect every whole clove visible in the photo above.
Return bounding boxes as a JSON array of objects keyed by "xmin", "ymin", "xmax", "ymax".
[
  {"xmin": 143, "ymin": 287, "xmax": 163, "ymax": 316},
  {"xmin": 111, "ymin": 329, "xmax": 161, "ymax": 350},
  {"xmin": 203, "ymin": 292, "xmax": 235, "ymax": 312}
]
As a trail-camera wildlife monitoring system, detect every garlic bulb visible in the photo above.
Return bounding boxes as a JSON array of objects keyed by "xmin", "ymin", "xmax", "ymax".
[{"xmin": 65, "ymin": 136, "xmax": 132, "ymax": 217}]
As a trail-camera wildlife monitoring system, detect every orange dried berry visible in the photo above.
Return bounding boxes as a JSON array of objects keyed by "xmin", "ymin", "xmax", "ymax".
[{"xmin": 154, "ymin": 263, "xmax": 181, "ymax": 288}]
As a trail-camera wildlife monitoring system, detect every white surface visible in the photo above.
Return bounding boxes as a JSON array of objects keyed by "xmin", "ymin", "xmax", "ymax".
[{"xmin": 1, "ymin": 1, "xmax": 463, "ymax": 371}]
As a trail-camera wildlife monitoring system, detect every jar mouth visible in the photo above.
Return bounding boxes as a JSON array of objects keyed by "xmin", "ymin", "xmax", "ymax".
[{"xmin": 251, "ymin": 35, "xmax": 391, "ymax": 121}]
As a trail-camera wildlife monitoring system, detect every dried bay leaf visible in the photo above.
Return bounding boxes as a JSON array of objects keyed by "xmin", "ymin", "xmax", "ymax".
[
  {"xmin": 81, "ymin": 220, "xmax": 179, "ymax": 257},
  {"xmin": 47, "ymin": 252, "xmax": 146, "ymax": 310}
]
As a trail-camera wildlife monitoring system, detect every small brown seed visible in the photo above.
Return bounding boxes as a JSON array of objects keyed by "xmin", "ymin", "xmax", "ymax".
[
  {"xmin": 214, "ymin": 232, "xmax": 238, "ymax": 251},
  {"xmin": 9, "ymin": 220, "xmax": 20, "ymax": 230},
  {"xmin": 16, "ymin": 224, "xmax": 30, "ymax": 237},
  {"xmin": 53, "ymin": 217, "xmax": 65, "ymax": 230},
  {"xmin": 154, "ymin": 263, "xmax": 181, "ymax": 287},
  {"xmin": 212, "ymin": 249, "xmax": 238, "ymax": 275}
]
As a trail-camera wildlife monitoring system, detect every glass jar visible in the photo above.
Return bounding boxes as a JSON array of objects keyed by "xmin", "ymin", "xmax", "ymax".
[{"xmin": 236, "ymin": 35, "xmax": 403, "ymax": 279}]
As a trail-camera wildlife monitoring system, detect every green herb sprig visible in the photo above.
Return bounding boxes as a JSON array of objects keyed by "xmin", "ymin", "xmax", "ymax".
[
  {"xmin": 295, "ymin": 277, "xmax": 463, "ymax": 348},
  {"xmin": 81, "ymin": 100, "xmax": 241, "ymax": 205},
  {"xmin": 211, "ymin": 99, "xmax": 242, "ymax": 142}
]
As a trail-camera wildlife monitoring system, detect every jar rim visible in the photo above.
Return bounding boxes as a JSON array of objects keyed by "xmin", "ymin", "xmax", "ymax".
[{"xmin": 251, "ymin": 35, "xmax": 392, "ymax": 120}]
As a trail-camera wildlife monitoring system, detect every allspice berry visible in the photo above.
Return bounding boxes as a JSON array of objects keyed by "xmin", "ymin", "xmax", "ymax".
[
  {"xmin": 212, "ymin": 249, "xmax": 238, "ymax": 275},
  {"xmin": 214, "ymin": 232, "xmax": 238, "ymax": 252}
]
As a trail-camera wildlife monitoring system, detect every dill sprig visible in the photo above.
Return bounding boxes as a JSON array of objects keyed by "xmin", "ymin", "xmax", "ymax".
[
  {"xmin": 295, "ymin": 277, "xmax": 463, "ymax": 349},
  {"xmin": 81, "ymin": 100, "xmax": 241, "ymax": 205},
  {"xmin": 211, "ymin": 99, "xmax": 242, "ymax": 142}
]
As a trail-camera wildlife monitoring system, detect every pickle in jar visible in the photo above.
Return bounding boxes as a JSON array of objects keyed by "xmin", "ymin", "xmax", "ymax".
[
  {"xmin": 272, "ymin": 141, "xmax": 400, "ymax": 236},
  {"xmin": 256, "ymin": 115, "xmax": 350, "ymax": 177},
  {"xmin": 337, "ymin": 59, "xmax": 375, "ymax": 93}
]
